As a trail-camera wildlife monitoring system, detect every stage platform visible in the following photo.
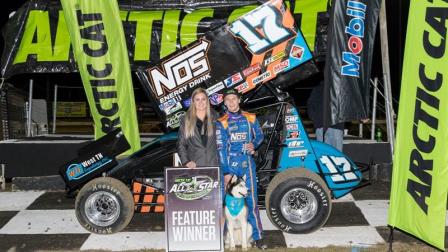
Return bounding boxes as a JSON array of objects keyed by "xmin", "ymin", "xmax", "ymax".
[{"xmin": 0, "ymin": 134, "xmax": 391, "ymax": 179}]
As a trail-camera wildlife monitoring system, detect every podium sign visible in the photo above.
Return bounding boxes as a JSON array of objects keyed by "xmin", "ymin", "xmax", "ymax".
[{"xmin": 165, "ymin": 167, "xmax": 223, "ymax": 252}]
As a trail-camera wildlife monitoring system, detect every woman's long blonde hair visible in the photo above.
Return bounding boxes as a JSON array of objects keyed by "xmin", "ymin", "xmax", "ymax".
[{"xmin": 184, "ymin": 88, "xmax": 214, "ymax": 138}]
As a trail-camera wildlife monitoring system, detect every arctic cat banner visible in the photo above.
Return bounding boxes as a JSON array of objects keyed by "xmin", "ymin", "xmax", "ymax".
[
  {"xmin": 60, "ymin": 0, "xmax": 140, "ymax": 154},
  {"xmin": 137, "ymin": 0, "xmax": 314, "ymax": 130},
  {"xmin": 323, "ymin": 0, "xmax": 381, "ymax": 126},
  {"xmin": 388, "ymin": 1, "xmax": 448, "ymax": 250},
  {"xmin": 1, "ymin": 0, "xmax": 329, "ymax": 79}
]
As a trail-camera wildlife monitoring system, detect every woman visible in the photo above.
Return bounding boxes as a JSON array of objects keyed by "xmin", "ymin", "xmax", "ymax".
[{"xmin": 177, "ymin": 88, "xmax": 219, "ymax": 168}]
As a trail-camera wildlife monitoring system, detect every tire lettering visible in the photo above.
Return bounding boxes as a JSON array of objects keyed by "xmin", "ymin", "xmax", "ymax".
[{"xmin": 307, "ymin": 181, "xmax": 315, "ymax": 188}]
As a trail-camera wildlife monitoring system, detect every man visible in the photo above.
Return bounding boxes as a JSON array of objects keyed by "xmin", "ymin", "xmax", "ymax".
[{"xmin": 216, "ymin": 89, "xmax": 267, "ymax": 250}]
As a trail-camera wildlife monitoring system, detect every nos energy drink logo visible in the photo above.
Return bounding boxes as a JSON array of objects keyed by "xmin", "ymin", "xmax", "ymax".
[
  {"xmin": 341, "ymin": 0, "xmax": 366, "ymax": 78},
  {"xmin": 169, "ymin": 175, "xmax": 218, "ymax": 200}
]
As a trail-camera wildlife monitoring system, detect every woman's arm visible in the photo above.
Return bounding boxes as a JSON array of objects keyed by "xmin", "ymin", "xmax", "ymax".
[{"xmin": 176, "ymin": 117, "xmax": 190, "ymax": 165}]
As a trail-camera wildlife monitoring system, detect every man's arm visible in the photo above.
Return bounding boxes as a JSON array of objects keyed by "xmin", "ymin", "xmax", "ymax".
[
  {"xmin": 216, "ymin": 120, "xmax": 229, "ymax": 174},
  {"xmin": 252, "ymin": 117, "xmax": 264, "ymax": 149}
]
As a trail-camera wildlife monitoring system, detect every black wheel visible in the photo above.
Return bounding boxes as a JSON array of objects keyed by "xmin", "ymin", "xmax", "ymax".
[
  {"xmin": 265, "ymin": 168, "xmax": 332, "ymax": 233},
  {"xmin": 75, "ymin": 177, "xmax": 134, "ymax": 234}
]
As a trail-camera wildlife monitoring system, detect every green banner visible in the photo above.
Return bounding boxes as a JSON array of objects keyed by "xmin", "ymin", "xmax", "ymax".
[
  {"xmin": 61, "ymin": 0, "xmax": 140, "ymax": 154},
  {"xmin": 388, "ymin": 0, "xmax": 448, "ymax": 250},
  {"xmin": 2, "ymin": 0, "xmax": 330, "ymax": 78}
]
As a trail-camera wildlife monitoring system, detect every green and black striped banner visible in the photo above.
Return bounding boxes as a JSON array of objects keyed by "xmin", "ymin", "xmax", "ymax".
[{"xmin": 61, "ymin": 0, "xmax": 140, "ymax": 154}]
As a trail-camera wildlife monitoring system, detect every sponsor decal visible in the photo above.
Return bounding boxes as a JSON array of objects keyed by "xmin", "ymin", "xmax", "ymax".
[
  {"xmin": 167, "ymin": 111, "xmax": 185, "ymax": 128},
  {"xmin": 159, "ymin": 99, "xmax": 182, "ymax": 115},
  {"xmin": 273, "ymin": 60, "xmax": 290, "ymax": 74},
  {"xmin": 320, "ymin": 155, "xmax": 358, "ymax": 182},
  {"xmin": 288, "ymin": 140, "xmax": 304, "ymax": 148},
  {"xmin": 66, "ymin": 153, "xmax": 113, "ymax": 181},
  {"xmin": 286, "ymin": 124, "xmax": 298, "ymax": 130},
  {"xmin": 67, "ymin": 164, "xmax": 83, "ymax": 180},
  {"xmin": 230, "ymin": 132, "xmax": 248, "ymax": 141},
  {"xmin": 290, "ymin": 45, "xmax": 304, "ymax": 60},
  {"xmin": 224, "ymin": 72, "xmax": 243, "ymax": 88},
  {"xmin": 228, "ymin": 3, "xmax": 295, "ymax": 54},
  {"xmin": 341, "ymin": 1, "xmax": 367, "ymax": 77},
  {"xmin": 242, "ymin": 64, "xmax": 261, "ymax": 76},
  {"xmin": 182, "ymin": 98, "xmax": 192, "ymax": 108},
  {"xmin": 148, "ymin": 39, "xmax": 211, "ymax": 98},
  {"xmin": 216, "ymin": 140, "xmax": 223, "ymax": 149},
  {"xmin": 235, "ymin": 82, "xmax": 249, "ymax": 93},
  {"xmin": 262, "ymin": 121, "xmax": 274, "ymax": 129},
  {"xmin": 206, "ymin": 82, "xmax": 225, "ymax": 95},
  {"xmin": 168, "ymin": 175, "xmax": 219, "ymax": 200},
  {"xmin": 285, "ymin": 115, "xmax": 299, "ymax": 123},
  {"xmin": 229, "ymin": 125, "xmax": 238, "ymax": 131},
  {"xmin": 289, "ymin": 149, "xmax": 308, "ymax": 157},
  {"xmin": 286, "ymin": 106, "xmax": 295, "ymax": 114},
  {"xmin": 166, "ymin": 102, "xmax": 182, "ymax": 115},
  {"xmin": 287, "ymin": 130, "xmax": 300, "ymax": 139},
  {"xmin": 264, "ymin": 51, "xmax": 286, "ymax": 66},
  {"xmin": 209, "ymin": 93, "xmax": 224, "ymax": 105},
  {"xmin": 252, "ymin": 71, "xmax": 272, "ymax": 85}
]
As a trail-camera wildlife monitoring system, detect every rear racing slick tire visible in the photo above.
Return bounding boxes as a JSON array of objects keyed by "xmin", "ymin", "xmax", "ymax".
[
  {"xmin": 75, "ymin": 177, "xmax": 134, "ymax": 234},
  {"xmin": 265, "ymin": 168, "xmax": 332, "ymax": 233}
]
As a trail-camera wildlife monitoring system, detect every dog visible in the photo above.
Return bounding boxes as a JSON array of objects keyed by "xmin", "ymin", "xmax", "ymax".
[{"xmin": 224, "ymin": 174, "xmax": 253, "ymax": 251}]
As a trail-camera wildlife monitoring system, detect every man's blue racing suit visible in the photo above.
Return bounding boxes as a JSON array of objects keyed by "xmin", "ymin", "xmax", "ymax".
[{"xmin": 216, "ymin": 110, "xmax": 264, "ymax": 241}]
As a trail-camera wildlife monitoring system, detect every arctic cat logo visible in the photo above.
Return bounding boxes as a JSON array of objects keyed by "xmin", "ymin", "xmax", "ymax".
[
  {"xmin": 169, "ymin": 175, "xmax": 219, "ymax": 200},
  {"xmin": 149, "ymin": 39, "xmax": 211, "ymax": 97}
]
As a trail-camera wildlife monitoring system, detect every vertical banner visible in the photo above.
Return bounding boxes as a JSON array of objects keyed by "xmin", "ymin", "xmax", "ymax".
[
  {"xmin": 323, "ymin": 0, "xmax": 381, "ymax": 126},
  {"xmin": 61, "ymin": 0, "xmax": 140, "ymax": 154},
  {"xmin": 388, "ymin": 0, "xmax": 448, "ymax": 250},
  {"xmin": 165, "ymin": 167, "xmax": 223, "ymax": 252}
]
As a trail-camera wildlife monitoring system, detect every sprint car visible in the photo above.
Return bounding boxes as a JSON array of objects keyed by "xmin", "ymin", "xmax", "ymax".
[{"xmin": 60, "ymin": 84, "xmax": 370, "ymax": 234}]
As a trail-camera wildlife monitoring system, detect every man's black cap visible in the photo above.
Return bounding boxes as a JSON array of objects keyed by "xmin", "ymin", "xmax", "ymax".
[{"xmin": 223, "ymin": 88, "xmax": 240, "ymax": 98}]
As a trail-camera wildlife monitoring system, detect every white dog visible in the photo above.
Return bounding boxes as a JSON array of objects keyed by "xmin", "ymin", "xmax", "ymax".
[{"xmin": 224, "ymin": 175, "xmax": 253, "ymax": 251}]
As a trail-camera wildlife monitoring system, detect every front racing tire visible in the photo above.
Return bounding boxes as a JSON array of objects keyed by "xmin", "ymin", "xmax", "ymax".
[
  {"xmin": 265, "ymin": 168, "xmax": 332, "ymax": 233},
  {"xmin": 75, "ymin": 177, "xmax": 134, "ymax": 234}
]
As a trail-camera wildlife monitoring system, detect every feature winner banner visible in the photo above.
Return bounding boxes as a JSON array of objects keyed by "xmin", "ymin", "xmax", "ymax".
[
  {"xmin": 165, "ymin": 167, "xmax": 222, "ymax": 251},
  {"xmin": 388, "ymin": 1, "xmax": 448, "ymax": 250},
  {"xmin": 137, "ymin": 0, "xmax": 314, "ymax": 130},
  {"xmin": 323, "ymin": 0, "xmax": 381, "ymax": 126},
  {"xmin": 61, "ymin": 0, "xmax": 140, "ymax": 153}
]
